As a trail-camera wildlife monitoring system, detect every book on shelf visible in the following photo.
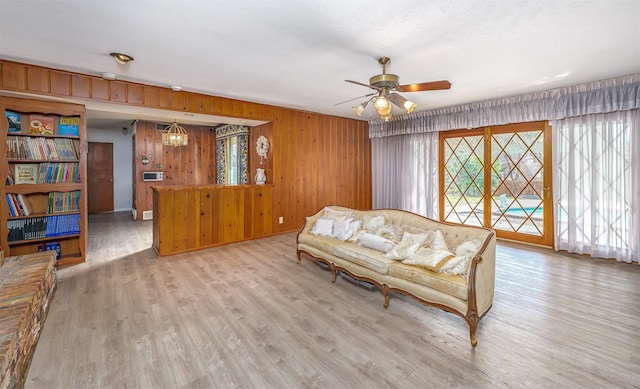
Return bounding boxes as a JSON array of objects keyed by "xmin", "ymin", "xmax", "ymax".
[
  {"xmin": 36, "ymin": 162, "xmax": 80, "ymax": 183},
  {"xmin": 46, "ymin": 242, "xmax": 61, "ymax": 260},
  {"xmin": 6, "ymin": 111, "xmax": 21, "ymax": 133},
  {"xmin": 58, "ymin": 116, "xmax": 80, "ymax": 136},
  {"xmin": 6, "ymin": 136, "xmax": 80, "ymax": 160},
  {"xmin": 38, "ymin": 242, "xmax": 61, "ymax": 260},
  {"xmin": 17, "ymin": 194, "xmax": 31, "ymax": 215},
  {"xmin": 5, "ymin": 193, "xmax": 32, "ymax": 216},
  {"xmin": 6, "ymin": 193, "xmax": 18, "ymax": 217},
  {"xmin": 14, "ymin": 164, "xmax": 38, "ymax": 184},
  {"xmin": 6, "ymin": 167, "xmax": 15, "ymax": 185},
  {"xmin": 47, "ymin": 191, "xmax": 80, "ymax": 213},
  {"xmin": 6, "ymin": 214, "xmax": 80, "ymax": 242},
  {"xmin": 28, "ymin": 114, "xmax": 55, "ymax": 135}
]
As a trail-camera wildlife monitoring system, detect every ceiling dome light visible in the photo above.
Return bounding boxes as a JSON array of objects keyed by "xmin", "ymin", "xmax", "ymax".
[
  {"xmin": 110, "ymin": 52, "xmax": 134, "ymax": 64},
  {"xmin": 101, "ymin": 72, "xmax": 116, "ymax": 81}
]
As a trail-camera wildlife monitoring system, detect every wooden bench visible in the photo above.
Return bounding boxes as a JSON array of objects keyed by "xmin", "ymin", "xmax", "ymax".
[{"xmin": 0, "ymin": 252, "xmax": 57, "ymax": 389}]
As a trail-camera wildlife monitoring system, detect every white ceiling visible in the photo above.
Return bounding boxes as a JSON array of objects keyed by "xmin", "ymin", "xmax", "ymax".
[{"xmin": 1, "ymin": 0, "xmax": 639, "ymax": 128}]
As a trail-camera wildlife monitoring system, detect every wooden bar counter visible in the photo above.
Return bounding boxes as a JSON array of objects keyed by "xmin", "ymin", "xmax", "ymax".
[{"xmin": 152, "ymin": 184, "xmax": 273, "ymax": 256}]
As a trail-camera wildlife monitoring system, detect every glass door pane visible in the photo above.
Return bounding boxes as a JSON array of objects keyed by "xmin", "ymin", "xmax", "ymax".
[
  {"xmin": 442, "ymin": 133, "xmax": 485, "ymax": 226},
  {"xmin": 490, "ymin": 130, "xmax": 544, "ymax": 235}
]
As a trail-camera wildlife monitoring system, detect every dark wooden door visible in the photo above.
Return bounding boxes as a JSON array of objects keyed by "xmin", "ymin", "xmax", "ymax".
[{"xmin": 88, "ymin": 142, "xmax": 114, "ymax": 213}]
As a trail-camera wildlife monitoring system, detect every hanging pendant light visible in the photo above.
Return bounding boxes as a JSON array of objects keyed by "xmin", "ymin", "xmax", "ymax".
[{"xmin": 162, "ymin": 120, "xmax": 188, "ymax": 147}]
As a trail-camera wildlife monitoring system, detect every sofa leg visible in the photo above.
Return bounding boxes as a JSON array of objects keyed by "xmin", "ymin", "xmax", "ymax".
[
  {"xmin": 330, "ymin": 264, "xmax": 337, "ymax": 283},
  {"xmin": 382, "ymin": 284, "xmax": 389, "ymax": 309},
  {"xmin": 470, "ymin": 332, "xmax": 477, "ymax": 348}
]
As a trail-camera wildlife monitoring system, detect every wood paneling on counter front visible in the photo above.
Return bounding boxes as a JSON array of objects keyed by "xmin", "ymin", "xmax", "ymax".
[
  {"xmin": 153, "ymin": 185, "xmax": 272, "ymax": 255},
  {"xmin": 1, "ymin": 60, "xmax": 371, "ymax": 239}
]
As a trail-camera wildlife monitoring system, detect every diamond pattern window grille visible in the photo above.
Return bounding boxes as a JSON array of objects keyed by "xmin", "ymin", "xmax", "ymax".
[{"xmin": 442, "ymin": 128, "xmax": 547, "ymax": 238}]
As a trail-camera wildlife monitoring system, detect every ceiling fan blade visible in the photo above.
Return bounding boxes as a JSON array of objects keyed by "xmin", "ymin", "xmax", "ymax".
[
  {"xmin": 333, "ymin": 92, "xmax": 376, "ymax": 106},
  {"xmin": 345, "ymin": 79, "xmax": 380, "ymax": 90},
  {"xmin": 396, "ymin": 80, "xmax": 451, "ymax": 92}
]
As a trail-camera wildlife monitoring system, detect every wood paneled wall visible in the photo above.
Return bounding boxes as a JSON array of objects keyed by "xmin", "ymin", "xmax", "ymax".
[
  {"xmin": 0, "ymin": 60, "xmax": 372, "ymax": 235},
  {"xmin": 134, "ymin": 121, "xmax": 217, "ymax": 218}
]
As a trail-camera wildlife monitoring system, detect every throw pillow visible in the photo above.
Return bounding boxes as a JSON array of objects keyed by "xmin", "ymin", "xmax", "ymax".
[
  {"xmin": 362, "ymin": 214, "xmax": 385, "ymax": 232},
  {"xmin": 373, "ymin": 224, "xmax": 403, "ymax": 242},
  {"xmin": 310, "ymin": 217, "xmax": 334, "ymax": 236},
  {"xmin": 430, "ymin": 230, "xmax": 449, "ymax": 250},
  {"xmin": 385, "ymin": 241, "xmax": 421, "ymax": 260},
  {"xmin": 347, "ymin": 228, "xmax": 366, "ymax": 243},
  {"xmin": 336, "ymin": 219, "xmax": 362, "ymax": 241},
  {"xmin": 455, "ymin": 239, "xmax": 481, "ymax": 257},
  {"xmin": 441, "ymin": 239, "xmax": 481, "ymax": 276},
  {"xmin": 358, "ymin": 232, "xmax": 395, "ymax": 253},
  {"xmin": 332, "ymin": 218, "xmax": 351, "ymax": 239},
  {"xmin": 403, "ymin": 247, "xmax": 455, "ymax": 271},
  {"xmin": 400, "ymin": 231, "xmax": 431, "ymax": 246},
  {"xmin": 443, "ymin": 256, "xmax": 470, "ymax": 275},
  {"xmin": 323, "ymin": 207, "xmax": 354, "ymax": 221},
  {"xmin": 438, "ymin": 255, "xmax": 467, "ymax": 274}
]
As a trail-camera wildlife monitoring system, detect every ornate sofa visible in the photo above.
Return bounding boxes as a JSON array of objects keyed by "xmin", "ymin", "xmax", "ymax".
[{"xmin": 296, "ymin": 206, "xmax": 496, "ymax": 347}]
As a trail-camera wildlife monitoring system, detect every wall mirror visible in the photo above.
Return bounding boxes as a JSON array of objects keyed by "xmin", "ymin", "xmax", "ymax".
[{"xmin": 215, "ymin": 124, "xmax": 249, "ymax": 185}]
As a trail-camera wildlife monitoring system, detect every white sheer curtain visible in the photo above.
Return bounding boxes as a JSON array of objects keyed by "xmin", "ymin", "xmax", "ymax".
[
  {"xmin": 372, "ymin": 132, "xmax": 439, "ymax": 218},
  {"xmin": 552, "ymin": 109, "xmax": 640, "ymax": 263}
]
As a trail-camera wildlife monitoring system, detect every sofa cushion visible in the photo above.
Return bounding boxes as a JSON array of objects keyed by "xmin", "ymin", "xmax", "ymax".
[
  {"xmin": 388, "ymin": 263, "xmax": 468, "ymax": 300},
  {"xmin": 334, "ymin": 244, "xmax": 396, "ymax": 274},
  {"xmin": 298, "ymin": 233, "xmax": 344, "ymax": 253}
]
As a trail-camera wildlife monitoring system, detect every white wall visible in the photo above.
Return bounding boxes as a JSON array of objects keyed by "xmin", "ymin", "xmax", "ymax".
[{"xmin": 87, "ymin": 127, "xmax": 133, "ymax": 212}]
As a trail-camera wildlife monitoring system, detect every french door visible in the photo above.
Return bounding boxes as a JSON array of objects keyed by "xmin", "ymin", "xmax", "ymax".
[{"xmin": 439, "ymin": 122, "xmax": 553, "ymax": 246}]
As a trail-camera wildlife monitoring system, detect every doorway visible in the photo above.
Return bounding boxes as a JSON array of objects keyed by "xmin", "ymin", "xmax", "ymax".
[
  {"xmin": 87, "ymin": 142, "xmax": 114, "ymax": 213},
  {"xmin": 439, "ymin": 122, "xmax": 553, "ymax": 246}
]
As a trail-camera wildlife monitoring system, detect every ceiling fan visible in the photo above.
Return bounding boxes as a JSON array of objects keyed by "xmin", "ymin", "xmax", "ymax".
[{"xmin": 342, "ymin": 57, "xmax": 451, "ymax": 120}]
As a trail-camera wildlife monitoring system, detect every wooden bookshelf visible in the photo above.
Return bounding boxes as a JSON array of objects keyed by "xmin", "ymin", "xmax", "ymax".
[{"xmin": 1, "ymin": 96, "xmax": 87, "ymax": 267}]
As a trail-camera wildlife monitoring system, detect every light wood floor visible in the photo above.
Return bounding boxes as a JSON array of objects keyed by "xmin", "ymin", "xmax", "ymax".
[{"xmin": 26, "ymin": 212, "xmax": 640, "ymax": 388}]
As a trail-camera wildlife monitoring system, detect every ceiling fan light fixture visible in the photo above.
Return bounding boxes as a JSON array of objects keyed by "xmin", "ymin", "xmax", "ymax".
[
  {"xmin": 404, "ymin": 100, "xmax": 417, "ymax": 113},
  {"xmin": 352, "ymin": 101, "xmax": 368, "ymax": 116},
  {"xmin": 374, "ymin": 96, "xmax": 389, "ymax": 110},
  {"xmin": 376, "ymin": 104, "xmax": 392, "ymax": 116},
  {"xmin": 389, "ymin": 92, "xmax": 417, "ymax": 114}
]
